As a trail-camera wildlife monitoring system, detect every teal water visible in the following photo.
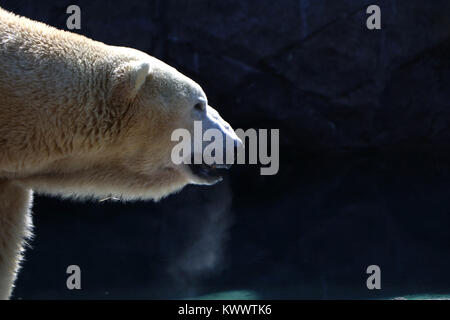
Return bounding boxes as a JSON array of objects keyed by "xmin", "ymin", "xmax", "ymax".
[
  {"xmin": 391, "ymin": 294, "xmax": 450, "ymax": 300},
  {"xmin": 192, "ymin": 290, "xmax": 259, "ymax": 300},
  {"xmin": 190, "ymin": 290, "xmax": 450, "ymax": 300}
]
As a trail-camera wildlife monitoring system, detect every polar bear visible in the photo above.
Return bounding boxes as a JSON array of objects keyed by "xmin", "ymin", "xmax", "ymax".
[{"xmin": 0, "ymin": 7, "xmax": 242, "ymax": 299}]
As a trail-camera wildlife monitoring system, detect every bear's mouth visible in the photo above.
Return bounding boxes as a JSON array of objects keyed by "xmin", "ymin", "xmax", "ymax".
[{"xmin": 188, "ymin": 162, "xmax": 232, "ymax": 184}]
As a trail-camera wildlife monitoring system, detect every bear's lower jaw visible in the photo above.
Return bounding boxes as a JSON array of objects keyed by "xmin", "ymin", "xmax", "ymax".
[{"xmin": 188, "ymin": 163, "xmax": 231, "ymax": 185}]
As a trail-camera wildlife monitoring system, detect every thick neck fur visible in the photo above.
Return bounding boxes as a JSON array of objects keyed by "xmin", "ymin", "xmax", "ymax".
[{"xmin": 0, "ymin": 8, "xmax": 143, "ymax": 175}]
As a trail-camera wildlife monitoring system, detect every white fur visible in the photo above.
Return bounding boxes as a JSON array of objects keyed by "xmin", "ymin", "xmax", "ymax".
[{"xmin": 0, "ymin": 180, "xmax": 33, "ymax": 299}]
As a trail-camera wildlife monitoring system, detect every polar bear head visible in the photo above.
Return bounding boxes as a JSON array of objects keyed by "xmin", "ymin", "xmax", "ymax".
[
  {"xmin": 109, "ymin": 55, "xmax": 242, "ymax": 199},
  {"xmin": 21, "ymin": 52, "xmax": 242, "ymax": 201}
]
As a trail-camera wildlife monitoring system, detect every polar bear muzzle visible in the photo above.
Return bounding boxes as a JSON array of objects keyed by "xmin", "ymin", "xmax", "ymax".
[{"xmin": 186, "ymin": 105, "xmax": 243, "ymax": 185}]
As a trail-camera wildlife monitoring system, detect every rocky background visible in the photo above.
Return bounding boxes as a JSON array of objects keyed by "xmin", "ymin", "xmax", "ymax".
[{"xmin": 2, "ymin": 0, "xmax": 450, "ymax": 299}]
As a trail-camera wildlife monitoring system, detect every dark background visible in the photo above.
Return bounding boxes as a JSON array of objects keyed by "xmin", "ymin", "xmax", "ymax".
[{"xmin": 2, "ymin": 0, "xmax": 450, "ymax": 299}]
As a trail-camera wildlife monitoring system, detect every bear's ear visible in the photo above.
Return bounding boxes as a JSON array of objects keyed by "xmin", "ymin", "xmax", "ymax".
[{"xmin": 112, "ymin": 60, "xmax": 151, "ymax": 102}]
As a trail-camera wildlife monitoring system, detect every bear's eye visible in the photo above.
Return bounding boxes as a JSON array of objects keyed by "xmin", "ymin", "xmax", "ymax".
[{"xmin": 194, "ymin": 102, "xmax": 205, "ymax": 111}]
